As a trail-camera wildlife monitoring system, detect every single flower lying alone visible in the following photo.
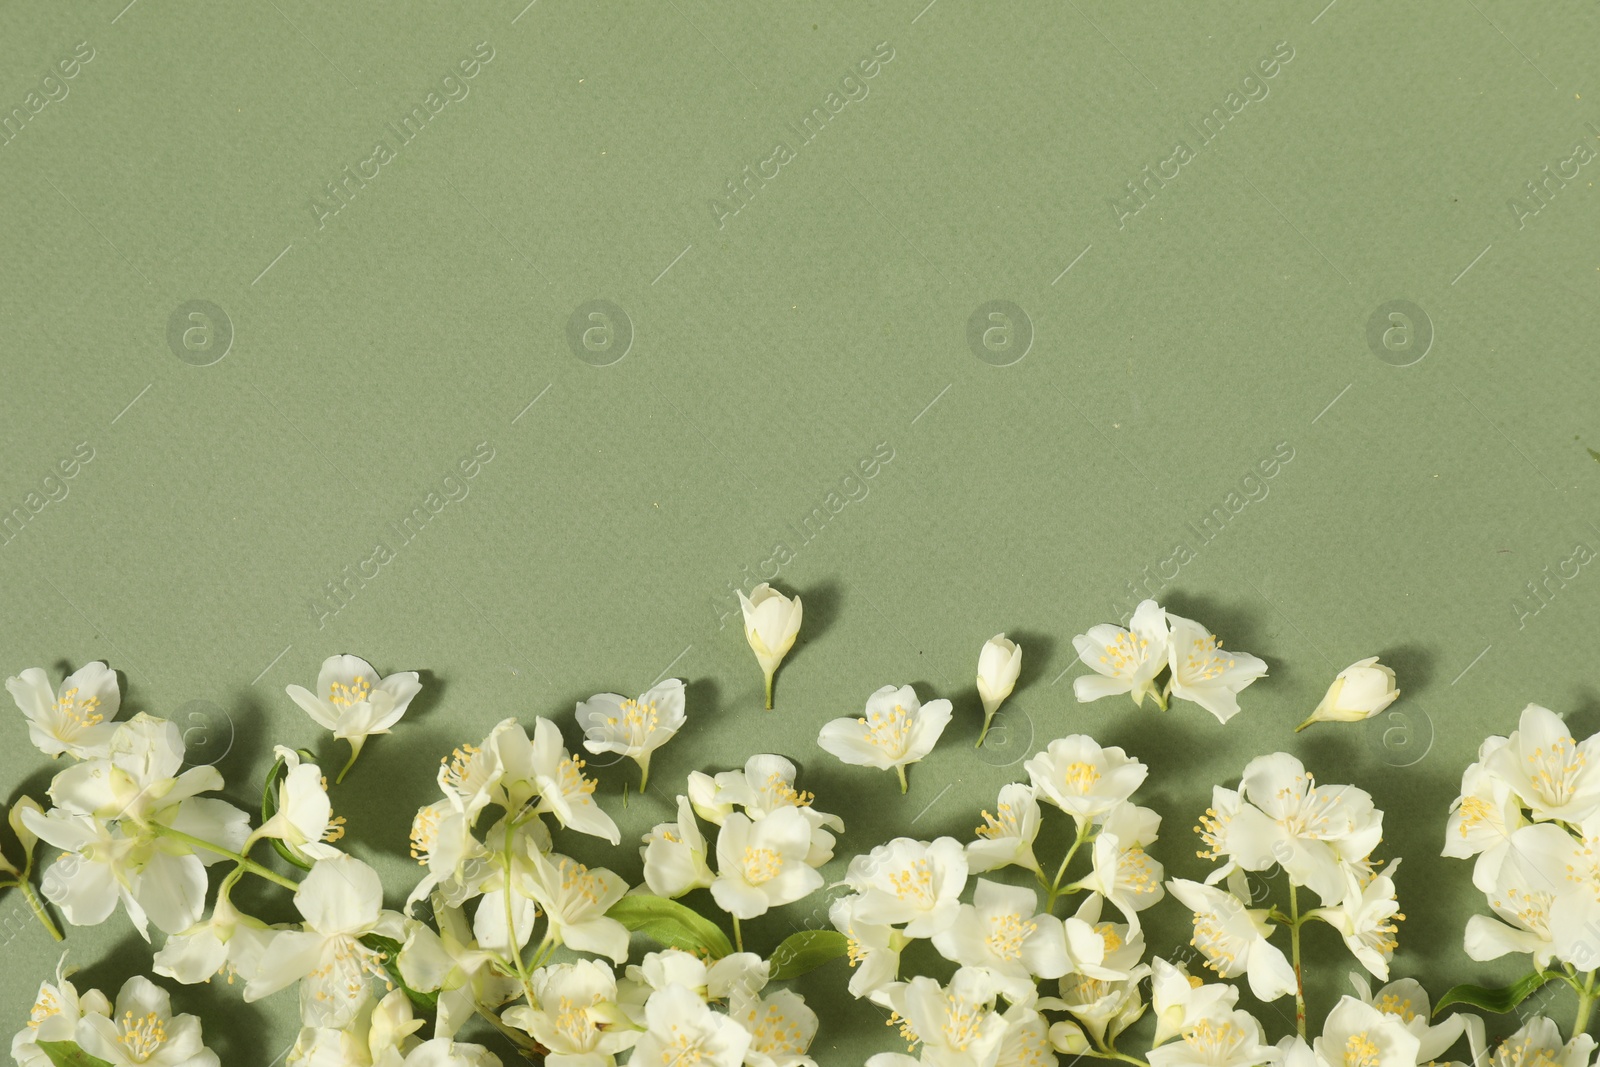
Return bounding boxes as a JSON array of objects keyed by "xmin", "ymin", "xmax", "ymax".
[
  {"xmin": 817, "ymin": 683, "xmax": 952, "ymax": 793},
  {"xmin": 286, "ymin": 653, "xmax": 422, "ymax": 782}
]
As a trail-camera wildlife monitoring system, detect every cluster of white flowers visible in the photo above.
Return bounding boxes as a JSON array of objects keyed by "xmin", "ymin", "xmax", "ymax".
[
  {"xmin": 1446, "ymin": 703, "xmax": 1600, "ymax": 971},
  {"xmin": 10, "ymin": 595, "xmax": 1600, "ymax": 1067},
  {"xmin": 2, "ymin": 646, "xmax": 849, "ymax": 1067},
  {"xmin": 1070, "ymin": 600, "xmax": 1267, "ymax": 723},
  {"xmin": 830, "ymin": 735, "xmax": 1167, "ymax": 1065},
  {"xmin": 1183, "ymin": 752, "xmax": 1397, "ymax": 994}
]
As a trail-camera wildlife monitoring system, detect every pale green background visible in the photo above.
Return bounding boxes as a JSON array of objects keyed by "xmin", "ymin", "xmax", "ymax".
[{"xmin": 2, "ymin": 1, "xmax": 1598, "ymax": 1063}]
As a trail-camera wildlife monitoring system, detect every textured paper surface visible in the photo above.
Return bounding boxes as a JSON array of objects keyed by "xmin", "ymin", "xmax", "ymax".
[{"xmin": 1, "ymin": 2, "xmax": 1597, "ymax": 1062}]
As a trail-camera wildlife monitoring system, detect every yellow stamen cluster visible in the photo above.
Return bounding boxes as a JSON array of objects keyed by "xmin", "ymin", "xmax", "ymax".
[
  {"xmin": 28, "ymin": 988, "xmax": 60, "ymax": 1029},
  {"xmin": 557, "ymin": 754, "xmax": 598, "ymax": 796},
  {"xmin": 1455, "ymin": 795, "xmax": 1494, "ymax": 836},
  {"xmin": 747, "ymin": 1002, "xmax": 808, "ymax": 1054},
  {"xmin": 605, "ymin": 698, "xmax": 660, "ymax": 745},
  {"xmin": 1195, "ymin": 807, "xmax": 1229, "ymax": 860},
  {"xmin": 1191, "ymin": 910, "xmax": 1238, "ymax": 974},
  {"xmin": 940, "ymin": 993, "xmax": 985, "ymax": 1053},
  {"xmin": 307, "ymin": 937, "xmax": 391, "ymax": 1003},
  {"xmin": 440, "ymin": 743, "xmax": 481, "ymax": 789},
  {"xmin": 742, "ymin": 846, "xmax": 783, "ymax": 886},
  {"xmin": 857, "ymin": 704, "xmax": 914, "ymax": 754},
  {"xmin": 889, "ymin": 858, "xmax": 935, "ymax": 905},
  {"xmin": 1099, "ymin": 632, "xmax": 1150, "ymax": 674},
  {"xmin": 117, "ymin": 1010, "xmax": 168, "ymax": 1059},
  {"xmin": 887, "ymin": 1010, "xmax": 920, "ymax": 1052},
  {"xmin": 765, "ymin": 771, "xmax": 813, "ymax": 808},
  {"xmin": 1343, "ymin": 1031, "xmax": 1382, "ymax": 1067},
  {"xmin": 1180, "ymin": 633, "xmax": 1234, "ymax": 682},
  {"xmin": 1060, "ymin": 761, "xmax": 1101, "ymax": 794},
  {"xmin": 984, "ymin": 912, "xmax": 1037, "ymax": 960},
  {"xmin": 556, "ymin": 857, "xmax": 605, "ymax": 906},
  {"xmin": 1374, "ymin": 992, "xmax": 1417, "ymax": 1022},
  {"xmin": 1528, "ymin": 740, "xmax": 1587, "ymax": 806},
  {"xmin": 553, "ymin": 995, "xmax": 598, "ymax": 1047},
  {"xmin": 409, "ymin": 806, "xmax": 440, "ymax": 865},
  {"xmin": 975, "ymin": 801, "xmax": 1019, "ymax": 840},
  {"xmin": 52, "ymin": 686, "xmax": 104, "ymax": 731},
  {"xmin": 1494, "ymin": 1035, "xmax": 1562, "ymax": 1067},
  {"xmin": 327, "ymin": 675, "xmax": 372, "ymax": 707},
  {"xmin": 661, "ymin": 1023, "xmax": 711, "ymax": 1065}
]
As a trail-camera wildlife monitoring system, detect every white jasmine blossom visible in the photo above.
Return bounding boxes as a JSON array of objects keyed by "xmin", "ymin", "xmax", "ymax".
[
  {"xmin": 286, "ymin": 654, "xmax": 422, "ymax": 782},
  {"xmin": 887, "ymin": 969, "xmax": 1008, "ymax": 1067},
  {"xmin": 529, "ymin": 717, "xmax": 620, "ymax": 845},
  {"xmin": 398, "ymin": 905, "xmax": 518, "ymax": 1040},
  {"xmin": 830, "ymin": 897, "xmax": 905, "ymax": 1004},
  {"xmin": 523, "ymin": 851, "xmax": 630, "ymax": 962},
  {"xmin": 245, "ymin": 854, "xmax": 406, "ymax": 1028},
  {"xmin": 968, "ymin": 782, "xmax": 1044, "ymax": 877},
  {"xmin": 501, "ymin": 958, "xmax": 637, "ymax": 1064},
  {"xmin": 631, "ymin": 984, "xmax": 751, "ymax": 1067},
  {"xmin": 975, "ymin": 634, "xmax": 1022, "ymax": 748},
  {"xmin": 1146, "ymin": 1008, "xmax": 1276, "ymax": 1067},
  {"xmin": 739, "ymin": 583, "xmax": 803, "ymax": 709},
  {"xmin": 1149, "ymin": 957, "xmax": 1240, "ymax": 1047},
  {"xmin": 75, "ymin": 975, "xmax": 221, "ymax": 1067},
  {"xmin": 253, "ymin": 745, "xmax": 344, "ymax": 864},
  {"xmin": 1163, "ymin": 612, "xmax": 1267, "ymax": 724},
  {"xmin": 1312, "ymin": 996, "xmax": 1420, "ymax": 1067},
  {"xmin": 1071, "ymin": 599, "xmax": 1171, "ymax": 709},
  {"xmin": 641, "ymin": 794, "xmax": 715, "ymax": 898},
  {"xmin": 1312, "ymin": 863, "xmax": 1404, "ymax": 980},
  {"xmin": 576, "ymin": 677, "xmax": 687, "ymax": 790},
  {"xmin": 1483, "ymin": 704, "xmax": 1600, "ymax": 823},
  {"xmin": 733, "ymin": 988, "xmax": 819, "ymax": 1067},
  {"xmin": 1441, "ymin": 742, "xmax": 1525, "ymax": 893},
  {"xmin": 1296, "ymin": 658, "xmax": 1400, "ymax": 732},
  {"xmin": 710, "ymin": 806, "xmax": 823, "ymax": 920},
  {"xmin": 1024, "ymin": 736, "xmax": 1148, "ymax": 827},
  {"xmin": 6, "ymin": 662, "xmax": 121, "ymax": 760},
  {"xmin": 845, "ymin": 836, "xmax": 968, "ymax": 937},
  {"xmin": 929, "ymin": 878, "xmax": 1070, "ymax": 991},
  {"xmin": 10, "ymin": 958, "xmax": 112, "ymax": 1067},
  {"xmin": 1166, "ymin": 878, "xmax": 1296, "ymax": 1002},
  {"xmin": 817, "ymin": 683, "xmax": 952, "ymax": 793}
]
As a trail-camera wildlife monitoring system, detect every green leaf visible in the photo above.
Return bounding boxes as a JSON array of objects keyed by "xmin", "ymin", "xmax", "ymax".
[
  {"xmin": 360, "ymin": 933, "xmax": 439, "ymax": 1013},
  {"xmin": 768, "ymin": 929, "xmax": 848, "ymax": 980},
  {"xmin": 1434, "ymin": 971, "xmax": 1561, "ymax": 1015},
  {"xmin": 36, "ymin": 1041, "xmax": 114, "ymax": 1067},
  {"xmin": 606, "ymin": 894, "xmax": 733, "ymax": 959}
]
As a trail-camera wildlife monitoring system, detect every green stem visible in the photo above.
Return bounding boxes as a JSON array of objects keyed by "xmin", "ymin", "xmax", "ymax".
[
  {"xmin": 895, "ymin": 765, "xmax": 908, "ymax": 794},
  {"xmin": 335, "ymin": 743, "xmax": 360, "ymax": 785},
  {"xmin": 149, "ymin": 824, "xmax": 299, "ymax": 890},
  {"xmin": 1046, "ymin": 820, "xmax": 1092, "ymax": 912},
  {"xmin": 1575, "ymin": 971, "xmax": 1597, "ymax": 1037},
  {"xmin": 764, "ymin": 671, "xmax": 774, "ymax": 710},
  {"xmin": 1289, "ymin": 882, "xmax": 1307, "ymax": 1039},
  {"xmin": 1087, "ymin": 1050, "xmax": 1150, "ymax": 1067},
  {"xmin": 1089, "ymin": 1033, "xmax": 1151, "ymax": 1067},
  {"xmin": 733, "ymin": 915, "xmax": 744, "ymax": 954},
  {"xmin": 501, "ymin": 829, "xmax": 537, "ymax": 1006},
  {"xmin": 16, "ymin": 879, "xmax": 64, "ymax": 942},
  {"xmin": 976, "ymin": 713, "xmax": 995, "ymax": 748}
]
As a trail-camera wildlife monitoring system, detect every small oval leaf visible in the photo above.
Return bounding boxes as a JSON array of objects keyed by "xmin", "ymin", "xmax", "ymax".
[
  {"xmin": 360, "ymin": 932, "xmax": 439, "ymax": 1013},
  {"xmin": 768, "ymin": 929, "xmax": 848, "ymax": 981},
  {"xmin": 37, "ymin": 1041, "xmax": 114, "ymax": 1067},
  {"xmin": 1434, "ymin": 971, "xmax": 1561, "ymax": 1015},
  {"xmin": 606, "ymin": 894, "xmax": 733, "ymax": 959}
]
